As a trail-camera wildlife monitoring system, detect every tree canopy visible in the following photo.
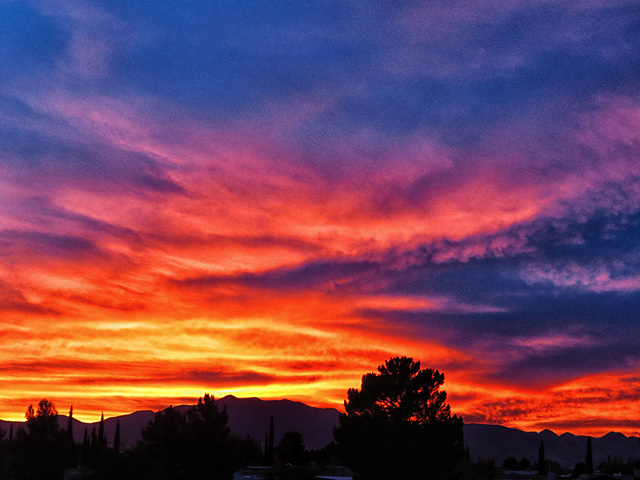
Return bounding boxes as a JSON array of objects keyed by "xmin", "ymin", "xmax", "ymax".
[
  {"xmin": 136, "ymin": 393, "xmax": 255, "ymax": 480},
  {"xmin": 13, "ymin": 399, "xmax": 67, "ymax": 480},
  {"xmin": 277, "ymin": 431, "xmax": 306, "ymax": 465},
  {"xmin": 25, "ymin": 398, "xmax": 59, "ymax": 440},
  {"xmin": 333, "ymin": 356, "xmax": 464, "ymax": 480}
]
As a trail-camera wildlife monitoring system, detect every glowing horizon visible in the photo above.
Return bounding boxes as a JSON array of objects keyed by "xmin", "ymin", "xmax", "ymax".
[{"xmin": 1, "ymin": 0, "xmax": 640, "ymax": 438}]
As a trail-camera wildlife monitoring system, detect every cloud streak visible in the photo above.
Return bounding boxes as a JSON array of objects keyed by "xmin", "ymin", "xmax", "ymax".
[{"xmin": 0, "ymin": 0, "xmax": 639, "ymax": 434}]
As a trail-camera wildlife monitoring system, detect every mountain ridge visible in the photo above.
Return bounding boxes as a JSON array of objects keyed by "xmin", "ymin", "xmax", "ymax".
[{"xmin": 2, "ymin": 396, "xmax": 639, "ymax": 468}]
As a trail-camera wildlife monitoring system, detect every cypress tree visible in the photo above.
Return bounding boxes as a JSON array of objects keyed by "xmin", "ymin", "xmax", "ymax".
[
  {"xmin": 67, "ymin": 406, "xmax": 74, "ymax": 441},
  {"xmin": 113, "ymin": 419, "xmax": 121, "ymax": 454},
  {"xmin": 98, "ymin": 412, "xmax": 106, "ymax": 448},
  {"xmin": 67, "ymin": 406, "xmax": 76, "ymax": 466},
  {"xmin": 585, "ymin": 436, "xmax": 593, "ymax": 474},
  {"xmin": 268, "ymin": 416, "xmax": 274, "ymax": 465},
  {"xmin": 538, "ymin": 441, "xmax": 545, "ymax": 475}
]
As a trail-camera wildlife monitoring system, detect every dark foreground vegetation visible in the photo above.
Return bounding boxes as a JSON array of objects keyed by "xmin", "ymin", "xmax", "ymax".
[
  {"xmin": 333, "ymin": 356, "xmax": 466, "ymax": 480},
  {"xmin": 0, "ymin": 395, "xmax": 260, "ymax": 480},
  {"xmin": 0, "ymin": 356, "xmax": 467, "ymax": 480},
  {"xmin": 1, "ymin": 357, "xmax": 634, "ymax": 480}
]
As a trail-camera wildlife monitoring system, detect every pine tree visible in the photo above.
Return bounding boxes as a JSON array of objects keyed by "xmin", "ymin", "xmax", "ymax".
[
  {"xmin": 585, "ymin": 436, "xmax": 593, "ymax": 474},
  {"xmin": 140, "ymin": 393, "xmax": 236, "ymax": 479},
  {"xmin": 333, "ymin": 357, "xmax": 464, "ymax": 480}
]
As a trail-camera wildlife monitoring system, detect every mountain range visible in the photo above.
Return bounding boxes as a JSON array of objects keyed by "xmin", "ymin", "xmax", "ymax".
[{"xmin": 2, "ymin": 396, "xmax": 638, "ymax": 469}]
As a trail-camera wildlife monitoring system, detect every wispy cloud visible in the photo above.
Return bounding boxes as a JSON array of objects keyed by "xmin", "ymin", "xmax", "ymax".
[{"xmin": 0, "ymin": 0, "xmax": 639, "ymax": 433}]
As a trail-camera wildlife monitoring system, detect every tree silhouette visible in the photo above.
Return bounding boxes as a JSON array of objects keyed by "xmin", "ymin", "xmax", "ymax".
[
  {"xmin": 538, "ymin": 441, "xmax": 545, "ymax": 475},
  {"xmin": 66, "ymin": 405, "xmax": 76, "ymax": 468},
  {"xmin": 12, "ymin": 399, "xmax": 66, "ymax": 480},
  {"xmin": 25, "ymin": 398, "xmax": 58, "ymax": 439},
  {"xmin": 0, "ymin": 428, "xmax": 6, "ymax": 477},
  {"xmin": 333, "ymin": 356, "xmax": 464, "ymax": 480},
  {"xmin": 90, "ymin": 426, "xmax": 98, "ymax": 461},
  {"xmin": 141, "ymin": 405, "xmax": 185, "ymax": 474},
  {"xmin": 503, "ymin": 457, "xmax": 518, "ymax": 470},
  {"xmin": 277, "ymin": 431, "xmax": 306, "ymax": 465},
  {"xmin": 113, "ymin": 418, "xmax": 121, "ymax": 455},
  {"xmin": 585, "ymin": 436, "xmax": 593, "ymax": 475},
  {"xmin": 98, "ymin": 412, "xmax": 107, "ymax": 449},
  {"xmin": 264, "ymin": 415, "xmax": 275, "ymax": 465},
  {"xmin": 138, "ymin": 393, "xmax": 239, "ymax": 480}
]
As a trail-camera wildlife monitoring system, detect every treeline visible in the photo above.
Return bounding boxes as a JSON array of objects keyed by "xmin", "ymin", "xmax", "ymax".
[
  {"xmin": 473, "ymin": 437, "xmax": 640, "ymax": 479},
  {"xmin": 0, "ymin": 357, "xmax": 467, "ymax": 480},
  {"xmin": 5, "ymin": 357, "xmax": 580, "ymax": 480},
  {"xmin": 0, "ymin": 395, "xmax": 330, "ymax": 480}
]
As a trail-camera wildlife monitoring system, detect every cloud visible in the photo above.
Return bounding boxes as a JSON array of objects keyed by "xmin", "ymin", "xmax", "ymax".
[
  {"xmin": 0, "ymin": 0, "xmax": 640, "ymax": 434},
  {"xmin": 0, "ymin": 280, "xmax": 58, "ymax": 315},
  {"xmin": 463, "ymin": 371, "xmax": 640, "ymax": 435},
  {"xmin": 394, "ymin": 0, "xmax": 640, "ymax": 82}
]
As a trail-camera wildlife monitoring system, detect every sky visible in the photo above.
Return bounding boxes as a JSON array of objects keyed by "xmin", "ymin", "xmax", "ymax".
[{"xmin": 1, "ymin": 0, "xmax": 640, "ymax": 437}]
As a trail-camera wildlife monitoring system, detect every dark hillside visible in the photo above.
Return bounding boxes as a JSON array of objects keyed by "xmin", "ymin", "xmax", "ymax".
[{"xmin": 3, "ymin": 400, "xmax": 640, "ymax": 469}]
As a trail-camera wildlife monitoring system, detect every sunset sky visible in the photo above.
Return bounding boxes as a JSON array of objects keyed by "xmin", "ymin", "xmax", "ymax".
[{"xmin": 1, "ymin": 0, "xmax": 640, "ymax": 436}]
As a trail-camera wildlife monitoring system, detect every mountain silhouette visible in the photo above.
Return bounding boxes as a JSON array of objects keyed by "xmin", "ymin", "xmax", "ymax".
[
  {"xmin": 2, "ymin": 397, "xmax": 639, "ymax": 469},
  {"xmin": 169, "ymin": 395, "xmax": 340, "ymax": 450},
  {"xmin": 218, "ymin": 395, "xmax": 340, "ymax": 450},
  {"xmin": 464, "ymin": 423, "xmax": 640, "ymax": 468},
  {"xmin": 0, "ymin": 396, "xmax": 340, "ymax": 450}
]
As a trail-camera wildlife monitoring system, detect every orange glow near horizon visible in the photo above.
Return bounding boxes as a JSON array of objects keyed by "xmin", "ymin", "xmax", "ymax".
[{"xmin": 2, "ymin": 77, "xmax": 640, "ymax": 440}]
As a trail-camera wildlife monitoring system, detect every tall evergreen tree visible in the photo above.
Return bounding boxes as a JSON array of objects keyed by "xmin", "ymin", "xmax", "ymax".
[
  {"xmin": 268, "ymin": 416, "xmax": 274, "ymax": 465},
  {"xmin": 585, "ymin": 436, "xmax": 593, "ymax": 474},
  {"xmin": 277, "ymin": 431, "xmax": 306, "ymax": 465},
  {"xmin": 67, "ymin": 406, "xmax": 74, "ymax": 443},
  {"xmin": 98, "ymin": 413, "xmax": 107, "ymax": 448},
  {"xmin": 67, "ymin": 406, "xmax": 76, "ymax": 466},
  {"xmin": 538, "ymin": 441, "xmax": 545, "ymax": 475},
  {"xmin": 113, "ymin": 419, "xmax": 120, "ymax": 454}
]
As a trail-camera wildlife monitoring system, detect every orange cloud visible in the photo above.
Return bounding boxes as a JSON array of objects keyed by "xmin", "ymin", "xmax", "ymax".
[{"xmin": 2, "ymin": 79, "xmax": 640, "ymax": 438}]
